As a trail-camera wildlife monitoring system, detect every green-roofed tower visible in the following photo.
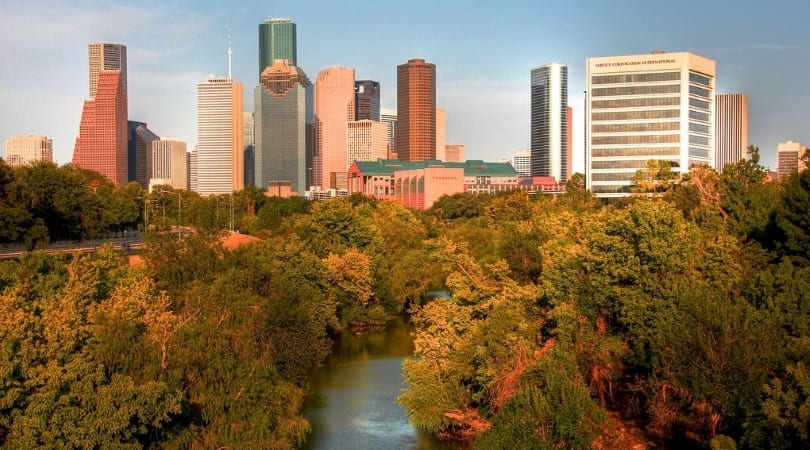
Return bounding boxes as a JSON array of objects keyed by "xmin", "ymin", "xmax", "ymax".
[{"xmin": 259, "ymin": 18, "xmax": 297, "ymax": 74}]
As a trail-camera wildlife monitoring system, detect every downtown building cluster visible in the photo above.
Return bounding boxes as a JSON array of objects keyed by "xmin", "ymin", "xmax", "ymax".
[{"xmin": 7, "ymin": 18, "xmax": 809, "ymax": 204}]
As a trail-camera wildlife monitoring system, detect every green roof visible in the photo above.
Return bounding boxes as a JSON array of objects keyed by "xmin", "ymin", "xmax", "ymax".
[{"xmin": 352, "ymin": 159, "xmax": 516, "ymax": 177}]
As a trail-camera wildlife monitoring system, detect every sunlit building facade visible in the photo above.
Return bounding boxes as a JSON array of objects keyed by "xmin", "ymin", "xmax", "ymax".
[
  {"xmin": 396, "ymin": 59, "xmax": 436, "ymax": 161},
  {"xmin": 4, "ymin": 135, "xmax": 53, "ymax": 167},
  {"xmin": 347, "ymin": 120, "xmax": 388, "ymax": 166},
  {"xmin": 88, "ymin": 42, "xmax": 126, "ymax": 98},
  {"xmin": 151, "ymin": 138, "xmax": 188, "ymax": 190},
  {"xmin": 531, "ymin": 63, "xmax": 568, "ymax": 182},
  {"xmin": 512, "ymin": 149, "xmax": 531, "ymax": 178},
  {"xmin": 445, "ymin": 144, "xmax": 465, "ymax": 163},
  {"xmin": 435, "ymin": 108, "xmax": 446, "ymax": 161},
  {"xmin": 381, "ymin": 108, "xmax": 397, "ymax": 156},
  {"xmin": 715, "ymin": 93, "xmax": 749, "ymax": 172},
  {"xmin": 315, "ymin": 66, "xmax": 355, "ymax": 189},
  {"xmin": 73, "ymin": 69, "xmax": 128, "ymax": 187},
  {"xmin": 777, "ymin": 140, "xmax": 808, "ymax": 179},
  {"xmin": 586, "ymin": 51, "xmax": 716, "ymax": 197},
  {"xmin": 196, "ymin": 77, "xmax": 244, "ymax": 196}
]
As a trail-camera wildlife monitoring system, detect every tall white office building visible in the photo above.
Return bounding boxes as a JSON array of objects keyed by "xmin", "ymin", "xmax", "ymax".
[
  {"xmin": 586, "ymin": 51, "xmax": 715, "ymax": 197},
  {"xmin": 196, "ymin": 77, "xmax": 244, "ymax": 196},
  {"xmin": 531, "ymin": 63, "xmax": 568, "ymax": 182}
]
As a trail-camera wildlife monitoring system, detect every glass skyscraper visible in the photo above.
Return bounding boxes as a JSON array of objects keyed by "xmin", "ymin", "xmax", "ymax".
[
  {"xmin": 254, "ymin": 60, "xmax": 312, "ymax": 194},
  {"xmin": 259, "ymin": 18, "xmax": 297, "ymax": 73},
  {"xmin": 354, "ymin": 80, "xmax": 380, "ymax": 121},
  {"xmin": 530, "ymin": 63, "xmax": 568, "ymax": 182}
]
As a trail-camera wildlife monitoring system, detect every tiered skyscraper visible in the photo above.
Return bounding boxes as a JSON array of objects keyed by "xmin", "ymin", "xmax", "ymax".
[
  {"xmin": 530, "ymin": 63, "xmax": 568, "ymax": 182},
  {"xmin": 196, "ymin": 77, "xmax": 244, "ymax": 195},
  {"xmin": 73, "ymin": 42, "xmax": 129, "ymax": 187},
  {"xmin": 714, "ymin": 93, "xmax": 749, "ymax": 171},
  {"xmin": 254, "ymin": 18, "xmax": 313, "ymax": 194},
  {"xmin": 315, "ymin": 66, "xmax": 355, "ymax": 189},
  {"xmin": 396, "ymin": 59, "xmax": 436, "ymax": 161},
  {"xmin": 254, "ymin": 59, "xmax": 312, "ymax": 194},
  {"xmin": 585, "ymin": 51, "xmax": 715, "ymax": 197}
]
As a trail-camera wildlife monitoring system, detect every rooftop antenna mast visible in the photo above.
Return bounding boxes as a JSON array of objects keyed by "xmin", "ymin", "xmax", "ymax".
[{"xmin": 227, "ymin": 27, "xmax": 233, "ymax": 79}]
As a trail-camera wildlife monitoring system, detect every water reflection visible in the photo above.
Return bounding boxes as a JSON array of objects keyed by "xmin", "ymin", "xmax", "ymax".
[{"xmin": 304, "ymin": 319, "xmax": 467, "ymax": 450}]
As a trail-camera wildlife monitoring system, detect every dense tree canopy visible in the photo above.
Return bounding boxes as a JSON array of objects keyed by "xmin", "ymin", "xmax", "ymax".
[{"xmin": 1, "ymin": 157, "xmax": 809, "ymax": 448}]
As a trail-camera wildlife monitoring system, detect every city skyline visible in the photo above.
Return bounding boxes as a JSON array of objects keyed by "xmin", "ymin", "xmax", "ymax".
[{"xmin": 1, "ymin": 1, "xmax": 809, "ymax": 173}]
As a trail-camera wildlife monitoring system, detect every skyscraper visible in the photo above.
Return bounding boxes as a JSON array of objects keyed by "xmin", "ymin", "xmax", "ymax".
[
  {"xmin": 381, "ymin": 108, "xmax": 397, "ymax": 156},
  {"xmin": 259, "ymin": 18, "xmax": 297, "ymax": 72},
  {"xmin": 88, "ymin": 42, "xmax": 126, "ymax": 98},
  {"xmin": 315, "ymin": 66, "xmax": 355, "ymax": 189},
  {"xmin": 396, "ymin": 59, "xmax": 436, "ymax": 161},
  {"xmin": 73, "ymin": 42, "xmax": 129, "ymax": 187},
  {"xmin": 586, "ymin": 51, "xmax": 715, "ymax": 197},
  {"xmin": 243, "ymin": 112, "xmax": 255, "ymax": 187},
  {"xmin": 777, "ymin": 140, "xmax": 808, "ymax": 179},
  {"xmin": 715, "ymin": 93, "xmax": 749, "ymax": 171},
  {"xmin": 530, "ymin": 63, "xmax": 568, "ymax": 182},
  {"xmin": 4, "ymin": 135, "xmax": 53, "ymax": 167},
  {"xmin": 151, "ymin": 138, "xmax": 188, "ymax": 190},
  {"xmin": 355, "ymin": 80, "xmax": 380, "ymax": 121},
  {"xmin": 128, "ymin": 121, "xmax": 159, "ymax": 189},
  {"xmin": 254, "ymin": 59, "xmax": 312, "ymax": 194},
  {"xmin": 196, "ymin": 77, "xmax": 244, "ymax": 195},
  {"xmin": 435, "ymin": 108, "xmax": 446, "ymax": 161}
]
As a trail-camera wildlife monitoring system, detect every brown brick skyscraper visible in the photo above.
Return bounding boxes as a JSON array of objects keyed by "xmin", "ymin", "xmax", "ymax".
[{"xmin": 396, "ymin": 59, "xmax": 435, "ymax": 161}]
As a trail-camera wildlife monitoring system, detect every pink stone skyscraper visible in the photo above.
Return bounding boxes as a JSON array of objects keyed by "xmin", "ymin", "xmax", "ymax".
[
  {"xmin": 315, "ymin": 66, "xmax": 355, "ymax": 189},
  {"xmin": 73, "ymin": 42, "xmax": 128, "ymax": 187}
]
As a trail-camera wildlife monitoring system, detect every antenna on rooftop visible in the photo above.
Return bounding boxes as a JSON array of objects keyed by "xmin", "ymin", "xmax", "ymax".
[{"xmin": 227, "ymin": 27, "xmax": 233, "ymax": 79}]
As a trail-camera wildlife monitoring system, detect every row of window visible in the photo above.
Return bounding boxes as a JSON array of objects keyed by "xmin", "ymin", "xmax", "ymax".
[
  {"xmin": 689, "ymin": 147, "xmax": 710, "ymax": 158},
  {"xmin": 591, "ymin": 159, "xmax": 680, "ymax": 169},
  {"xmin": 591, "ymin": 109, "xmax": 680, "ymax": 121},
  {"xmin": 689, "ymin": 72, "xmax": 711, "ymax": 87},
  {"xmin": 689, "ymin": 85, "xmax": 711, "ymax": 99},
  {"xmin": 689, "ymin": 97, "xmax": 710, "ymax": 111},
  {"xmin": 592, "ymin": 122, "xmax": 680, "ymax": 133},
  {"xmin": 592, "ymin": 134, "xmax": 680, "ymax": 145},
  {"xmin": 591, "ymin": 147, "xmax": 681, "ymax": 157},
  {"xmin": 591, "ymin": 84, "xmax": 680, "ymax": 97},
  {"xmin": 591, "ymin": 71, "xmax": 680, "ymax": 85},
  {"xmin": 592, "ymin": 97, "xmax": 680, "ymax": 109}
]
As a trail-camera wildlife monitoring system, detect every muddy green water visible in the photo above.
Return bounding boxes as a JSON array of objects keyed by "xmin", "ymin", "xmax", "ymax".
[{"xmin": 303, "ymin": 319, "xmax": 467, "ymax": 450}]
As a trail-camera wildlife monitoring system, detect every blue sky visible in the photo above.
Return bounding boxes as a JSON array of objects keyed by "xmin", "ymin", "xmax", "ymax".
[{"xmin": 1, "ymin": 0, "xmax": 808, "ymax": 171}]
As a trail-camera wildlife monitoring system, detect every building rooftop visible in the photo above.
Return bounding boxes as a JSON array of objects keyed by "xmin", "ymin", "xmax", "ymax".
[{"xmin": 353, "ymin": 159, "xmax": 516, "ymax": 177}]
